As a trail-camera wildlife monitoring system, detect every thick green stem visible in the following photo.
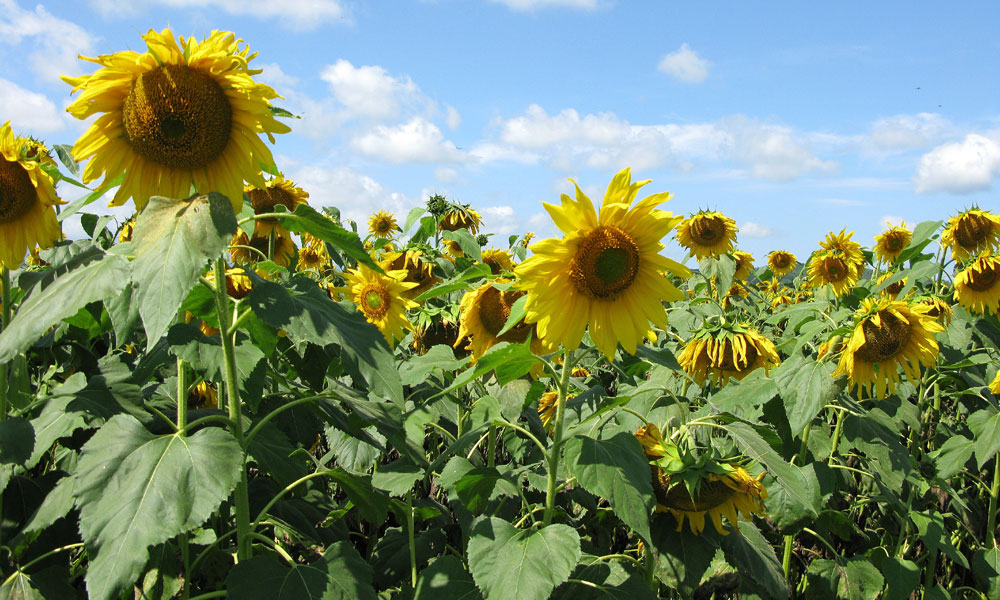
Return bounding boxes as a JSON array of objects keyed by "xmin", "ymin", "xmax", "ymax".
[
  {"xmin": 0, "ymin": 267, "xmax": 10, "ymax": 422},
  {"xmin": 828, "ymin": 410, "xmax": 845, "ymax": 465},
  {"xmin": 543, "ymin": 348, "xmax": 574, "ymax": 527},
  {"xmin": 176, "ymin": 357, "xmax": 190, "ymax": 597},
  {"xmin": 782, "ymin": 535, "xmax": 794, "ymax": 578},
  {"xmin": 407, "ymin": 491, "xmax": 417, "ymax": 589},
  {"xmin": 987, "ymin": 455, "xmax": 1000, "ymax": 547},
  {"xmin": 212, "ymin": 257, "xmax": 252, "ymax": 561},
  {"xmin": 487, "ymin": 424, "xmax": 496, "ymax": 468}
]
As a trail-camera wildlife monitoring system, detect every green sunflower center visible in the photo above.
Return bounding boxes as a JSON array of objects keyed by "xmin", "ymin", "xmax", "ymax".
[
  {"xmin": 822, "ymin": 256, "xmax": 848, "ymax": 282},
  {"xmin": 361, "ymin": 284, "xmax": 390, "ymax": 319},
  {"xmin": 123, "ymin": 64, "xmax": 232, "ymax": 170},
  {"xmin": 886, "ymin": 235, "xmax": 904, "ymax": 251},
  {"xmin": 771, "ymin": 253, "xmax": 791, "ymax": 269},
  {"xmin": 968, "ymin": 264, "xmax": 999, "ymax": 292},
  {"xmin": 0, "ymin": 156, "xmax": 36, "ymax": 225},
  {"xmin": 855, "ymin": 310, "xmax": 912, "ymax": 363},
  {"xmin": 570, "ymin": 225, "xmax": 640, "ymax": 299}
]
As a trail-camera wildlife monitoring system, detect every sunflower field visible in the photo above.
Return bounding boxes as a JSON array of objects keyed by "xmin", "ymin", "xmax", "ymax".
[{"xmin": 2, "ymin": 27, "xmax": 1000, "ymax": 600}]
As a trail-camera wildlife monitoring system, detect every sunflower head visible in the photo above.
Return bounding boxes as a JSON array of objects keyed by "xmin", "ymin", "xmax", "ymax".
[
  {"xmin": 677, "ymin": 322, "xmax": 781, "ymax": 386},
  {"xmin": 732, "ymin": 251, "xmax": 754, "ymax": 281},
  {"xmin": 635, "ymin": 423, "xmax": 673, "ymax": 459},
  {"xmin": 187, "ymin": 381, "xmax": 219, "ymax": 410},
  {"xmin": 767, "ymin": 250, "xmax": 797, "ymax": 277},
  {"xmin": 675, "ymin": 211, "xmax": 738, "ymax": 259},
  {"xmin": 455, "ymin": 279, "xmax": 552, "ymax": 360},
  {"xmin": 874, "ymin": 222, "xmax": 912, "ymax": 264},
  {"xmin": 413, "ymin": 318, "xmax": 465, "ymax": 355},
  {"xmin": 296, "ymin": 234, "xmax": 330, "ymax": 271},
  {"xmin": 0, "ymin": 122, "xmax": 62, "ymax": 269},
  {"xmin": 439, "ymin": 205, "xmax": 483, "ymax": 234},
  {"xmin": 246, "ymin": 176, "xmax": 309, "ymax": 237},
  {"xmin": 521, "ymin": 232, "xmax": 535, "ymax": 247},
  {"xmin": 917, "ymin": 295, "xmax": 953, "ymax": 326},
  {"xmin": 876, "ymin": 272, "xmax": 908, "ymax": 299},
  {"xmin": 481, "ymin": 248, "xmax": 514, "ymax": 274},
  {"xmin": 443, "ymin": 239, "xmax": 465, "ymax": 258},
  {"xmin": 342, "ymin": 265, "xmax": 419, "ymax": 345},
  {"xmin": 63, "ymin": 28, "xmax": 290, "ymax": 212},
  {"xmin": 834, "ymin": 297, "xmax": 943, "ymax": 398},
  {"xmin": 807, "ymin": 251, "xmax": 861, "ymax": 297},
  {"xmin": 537, "ymin": 391, "xmax": 573, "ymax": 433},
  {"xmin": 230, "ymin": 230, "xmax": 296, "ymax": 267},
  {"xmin": 819, "ymin": 229, "xmax": 864, "ymax": 264},
  {"xmin": 941, "ymin": 208, "xmax": 1000, "ymax": 262},
  {"xmin": 650, "ymin": 464, "xmax": 767, "ymax": 536},
  {"xmin": 381, "ymin": 250, "xmax": 439, "ymax": 298},
  {"xmin": 368, "ymin": 210, "xmax": 400, "ymax": 238},
  {"xmin": 118, "ymin": 217, "xmax": 136, "ymax": 243},
  {"xmin": 953, "ymin": 253, "xmax": 1000, "ymax": 315}
]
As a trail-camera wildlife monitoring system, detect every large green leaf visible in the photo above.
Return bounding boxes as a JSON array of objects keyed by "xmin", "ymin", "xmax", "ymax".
[
  {"xmin": 842, "ymin": 414, "xmax": 912, "ymax": 489},
  {"xmin": 247, "ymin": 277, "xmax": 402, "ymax": 404},
  {"xmin": 772, "ymin": 354, "xmax": 838, "ymax": 435},
  {"xmin": 225, "ymin": 542, "xmax": 377, "ymax": 600},
  {"xmin": 167, "ymin": 323, "xmax": 266, "ymax": 401},
  {"xmin": 649, "ymin": 519, "xmax": 717, "ymax": 597},
  {"xmin": 0, "ymin": 418, "xmax": 33, "ymax": 466},
  {"xmin": 969, "ymin": 408, "xmax": 1000, "ymax": 468},
  {"xmin": 972, "ymin": 547, "xmax": 1000, "ymax": 599},
  {"xmin": 271, "ymin": 203, "xmax": 380, "ymax": 271},
  {"xmin": 74, "ymin": 415, "xmax": 243, "ymax": 600},
  {"xmin": 130, "ymin": 193, "xmax": 238, "ymax": 345},
  {"xmin": 439, "ymin": 457, "xmax": 519, "ymax": 514},
  {"xmin": 467, "ymin": 517, "xmax": 581, "ymax": 600},
  {"xmin": 0, "ymin": 251, "xmax": 129, "ymax": 362},
  {"xmin": 719, "ymin": 521, "xmax": 788, "ymax": 599},
  {"xmin": 438, "ymin": 341, "xmax": 541, "ymax": 397},
  {"xmin": 415, "ymin": 556, "xmax": 483, "ymax": 600},
  {"xmin": 727, "ymin": 421, "xmax": 819, "ymax": 519},
  {"xmin": 562, "ymin": 433, "xmax": 655, "ymax": 542},
  {"xmin": 872, "ymin": 555, "xmax": 919, "ymax": 600},
  {"xmin": 804, "ymin": 557, "xmax": 883, "ymax": 600}
]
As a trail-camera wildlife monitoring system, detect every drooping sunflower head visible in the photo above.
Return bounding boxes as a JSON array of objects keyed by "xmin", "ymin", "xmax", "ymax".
[
  {"xmin": 834, "ymin": 297, "xmax": 943, "ymax": 398},
  {"xmin": 481, "ymin": 248, "xmax": 514, "ymax": 274},
  {"xmin": 758, "ymin": 277, "xmax": 784, "ymax": 296},
  {"xmin": 439, "ymin": 205, "xmax": 483, "ymax": 234},
  {"xmin": 341, "ymin": 264, "xmax": 419, "ymax": 345},
  {"xmin": 916, "ymin": 295, "xmax": 953, "ymax": 326},
  {"xmin": 455, "ymin": 279, "xmax": 553, "ymax": 360},
  {"xmin": 953, "ymin": 253, "xmax": 1000, "ymax": 316},
  {"xmin": 634, "ymin": 423, "xmax": 671, "ymax": 459},
  {"xmin": 675, "ymin": 211, "xmax": 738, "ymax": 259},
  {"xmin": 807, "ymin": 251, "xmax": 861, "ymax": 297},
  {"xmin": 651, "ymin": 465, "xmax": 767, "ymax": 536},
  {"xmin": 187, "ymin": 381, "xmax": 219, "ymax": 410},
  {"xmin": 0, "ymin": 121, "xmax": 62, "ymax": 269},
  {"xmin": 874, "ymin": 222, "xmax": 912, "ymax": 264},
  {"xmin": 63, "ymin": 28, "xmax": 290, "ymax": 212},
  {"xmin": 245, "ymin": 176, "xmax": 308, "ymax": 237},
  {"xmin": 941, "ymin": 208, "xmax": 1000, "ymax": 262},
  {"xmin": 732, "ymin": 250, "xmax": 754, "ymax": 281},
  {"xmin": 722, "ymin": 281, "xmax": 750, "ymax": 309},
  {"xmin": 368, "ymin": 210, "xmax": 400, "ymax": 238},
  {"xmin": 767, "ymin": 250, "xmax": 797, "ymax": 277},
  {"xmin": 677, "ymin": 323, "xmax": 781, "ymax": 386},
  {"xmin": 537, "ymin": 391, "xmax": 573, "ymax": 433},
  {"xmin": 875, "ymin": 271, "xmax": 908, "ymax": 299},
  {"xmin": 296, "ymin": 234, "xmax": 330, "ymax": 272},
  {"xmin": 514, "ymin": 168, "xmax": 692, "ymax": 358},
  {"xmin": 381, "ymin": 250, "xmax": 439, "ymax": 298},
  {"xmin": 230, "ymin": 230, "xmax": 296, "ymax": 267},
  {"xmin": 412, "ymin": 318, "xmax": 464, "ymax": 355}
]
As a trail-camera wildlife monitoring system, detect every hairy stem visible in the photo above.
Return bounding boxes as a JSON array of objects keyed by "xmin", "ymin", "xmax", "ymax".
[{"xmin": 543, "ymin": 348, "xmax": 575, "ymax": 526}]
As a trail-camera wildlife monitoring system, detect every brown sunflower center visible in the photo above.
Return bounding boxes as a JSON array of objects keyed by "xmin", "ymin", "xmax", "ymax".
[
  {"xmin": 822, "ymin": 256, "xmax": 849, "ymax": 282},
  {"xmin": 885, "ymin": 235, "xmax": 904, "ymax": 251},
  {"xmin": 717, "ymin": 339, "xmax": 759, "ymax": 371},
  {"xmin": 771, "ymin": 253, "xmax": 791, "ymax": 269},
  {"xmin": 651, "ymin": 467, "xmax": 735, "ymax": 512},
  {"xmin": 855, "ymin": 310, "xmax": 912, "ymax": 363},
  {"xmin": 360, "ymin": 284, "xmax": 390, "ymax": 319},
  {"xmin": 955, "ymin": 214, "xmax": 992, "ymax": 250},
  {"xmin": 477, "ymin": 286, "xmax": 531, "ymax": 343},
  {"xmin": 691, "ymin": 216, "xmax": 725, "ymax": 245},
  {"xmin": 570, "ymin": 225, "xmax": 640, "ymax": 299},
  {"xmin": 0, "ymin": 156, "xmax": 36, "ymax": 225},
  {"xmin": 248, "ymin": 185, "xmax": 295, "ymax": 221},
  {"xmin": 123, "ymin": 64, "xmax": 232, "ymax": 170},
  {"xmin": 414, "ymin": 320, "xmax": 460, "ymax": 353},
  {"xmin": 967, "ymin": 264, "xmax": 999, "ymax": 292},
  {"xmin": 377, "ymin": 219, "xmax": 392, "ymax": 233}
]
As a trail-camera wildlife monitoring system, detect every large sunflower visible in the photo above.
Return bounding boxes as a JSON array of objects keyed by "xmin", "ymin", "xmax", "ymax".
[
  {"xmin": 767, "ymin": 250, "xmax": 797, "ymax": 277},
  {"xmin": 675, "ymin": 211, "xmax": 738, "ymax": 259},
  {"xmin": 677, "ymin": 323, "xmax": 781, "ymax": 386},
  {"xmin": 874, "ymin": 222, "xmax": 912, "ymax": 264},
  {"xmin": 381, "ymin": 250, "xmax": 439, "ymax": 298},
  {"xmin": 439, "ymin": 205, "xmax": 483, "ymax": 234},
  {"xmin": 455, "ymin": 279, "xmax": 553, "ymax": 360},
  {"xmin": 833, "ymin": 297, "xmax": 943, "ymax": 398},
  {"xmin": 63, "ymin": 28, "xmax": 289, "ymax": 212},
  {"xmin": 953, "ymin": 254, "xmax": 1000, "ymax": 315},
  {"xmin": 0, "ymin": 122, "xmax": 62, "ymax": 269},
  {"xmin": 820, "ymin": 229, "xmax": 865, "ymax": 267},
  {"xmin": 514, "ymin": 168, "xmax": 691, "ymax": 358},
  {"xmin": 246, "ymin": 176, "xmax": 308, "ymax": 237},
  {"xmin": 368, "ymin": 210, "xmax": 400, "ymax": 238},
  {"xmin": 341, "ymin": 265, "xmax": 419, "ymax": 345},
  {"xmin": 941, "ymin": 208, "xmax": 1000, "ymax": 262},
  {"xmin": 807, "ymin": 251, "xmax": 860, "ymax": 297}
]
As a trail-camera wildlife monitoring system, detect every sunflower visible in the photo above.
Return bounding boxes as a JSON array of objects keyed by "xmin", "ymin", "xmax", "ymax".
[
  {"xmin": 0, "ymin": 122, "xmax": 62, "ymax": 269},
  {"xmin": 118, "ymin": 217, "xmax": 136, "ymax": 243},
  {"xmin": 455, "ymin": 279, "xmax": 553, "ymax": 360},
  {"xmin": 833, "ymin": 297, "xmax": 943, "ymax": 398},
  {"xmin": 732, "ymin": 251, "xmax": 754, "ymax": 281},
  {"xmin": 758, "ymin": 278, "xmax": 783, "ymax": 296},
  {"xmin": 767, "ymin": 250, "xmax": 797, "ymax": 277},
  {"xmin": 770, "ymin": 293, "xmax": 795, "ymax": 309},
  {"xmin": 537, "ymin": 391, "xmax": 570, "ymax": 433},
  {"xmin": 875, "ymin": 272, "xmax": 907, "ymax": 299},
  {"xmin": 990, "ymin": 370, "xmax": 1000, "ymax": 395},
  {"xmin": 941, "ymin": 208, "xmax": 1000, "ymax": 262},
  {"xmin": 820, "ymin": 229, "xmax": 865, "ymax": 267},
  {"xmin": 439, "ymin": 205, "xmax": 483, "ymax": 234},
  {"xmin": 231, "ymin": 230, "xmax": 296, "ymax": 267},
  {"xmin": 635, "ymin": 423, "xmax": 672, "ymax": 459},
  {"xmin": 187, "ymin": 381, "xmax": 219, "ymax": 410},
  {"xmin": 677, "ymin": 323, "xmax": 781, "ymax": 386},
  {"xmin": 368, "ymin": 210, "xmax": 400, "ymax": 238},
  {"xmin": 246, "ymin": 176, "xmax": 308, "ymax": 237},
  {"xmin": 297, "ymin": 233, "xmax": 330, "ymax": 272},
  {"xmin": 63, "ymin": 28, "xmax": 289, "ymax": 213},
  {"xmin": 521, "ymin": 232, "xmax": 535, "ymax": 247},
  {"xmin": 481, "ymin": 248, "xmax": 514, "ymax": 274},
  {"xmin": 443, "ymin": 239, "xmax": 465, "ymax": 258},
  {"xmin": 341, "ymin": 265, "xmax": 419, "ymax": 345},
  {"xmin": 651, "ymin": 466, "xmax": 768, "ymax": 535},
  {"xmin": 514, "ymin": 168, "xmax": 691, "ymax": 358},
  {"xmin": 917, "ymin": 295, "xmax": 953, "ymax": 326},
  {"xmin": 675, "ymin": 211, "xmax": 738, "ymax": 259},
  {"xmin": 722, "ymin": 281, "xmax": 749, "ymax": 309},
  {"xmin": 413, "ymin": 318, "xmax": 464, "ymax": 355},
  {"xmin": 807, "ymin": 251, "xmax": 860, "ymax": 297},
  {"xmin": 381, "ymin": 250, "xmax": 439, "ymax": 298},
  {"xmin": 207, "ymin": 266, "xmax": 253, "ymax": 299},
  {"xmin": 874, "ymin": 222, "xmax": 912, "ymax": 264},
  {"xmin": 953, "ymin": 254, "xmax": 1000, "ymax": 315}
]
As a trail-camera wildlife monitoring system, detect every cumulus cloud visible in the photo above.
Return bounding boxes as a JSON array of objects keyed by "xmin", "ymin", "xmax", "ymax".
[
  {"xmin": 88, "ymin": 0, "xmax": 348, "ymax": 30},
  {"xmin": 740, "ymin": 222, "xmax": 774, "ymax": 238},
  {"xmin": 869, "ymin": 113, "xmax": 954, "ymax": 152},
  {"xmin": 321, "ymin": 59, "xmax": 423, "ymax": 121},
  {"xmin": 914, "ymin": 133, "xmax": 1000, "ymax": 194},
  {"xmin": 445, "ymin": 105, "xmax": 462, "ymax": 130},
  {"xmin": 657, "ymin": 43, "xmax": 710, "ymax": 84},
  {"xmin": 289, "ymin": 164, "xmax": 420, "ymax": 227},
  {"xmin": 723, "ymin": 116, "xmax": 839, "ymax": 181},
  {"xmin": 489, "ymin": 0, "xmax": 600, "ymax": 11},
  {"xmin": 351, "ymin": 117, "xmax": 464, "ymax": 163},
  {"xmin": 256, "ymin": 63, "xmax": 300, "ymax": 89},
  {"xmin": 0, "ymin": 77, "xmax": 68, "ymax": 133},
  {"xmin": 435, "ymin": 167, "xmax": 459, "ymax": 183},
  {"xmin": 0, "ymin": 0, "xmax": 97, "ymax": 83}
]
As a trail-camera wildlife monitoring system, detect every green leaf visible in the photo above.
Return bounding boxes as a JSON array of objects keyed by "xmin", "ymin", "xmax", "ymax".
[
  {"xmin": 272, "ymin": 203, "xmax": 380, "ymax": 271},
  {"xmin": 439, "ymin": 457, "xmax": 518, "ymax": 514},
  {"xmin": 553, "ymin": 557, "xmax": 656, "ymax": 600},
  {"xmin": 56, "ymin": 173, "xmax": 124, "ymax": 222},
  {"xmin": 415, "ymin": 556, "xmax": 483, "ymax": 600},
  {"xmin": 909, "ymin": 510, "xmax": 969, "ymax": 569},
  {"xmin": 74, "ymin": 415, "xmax": 243, "ymax": 600},
  {"xmin": 443, "ymin": 229, "xmax": 483, "ymax": 262},
  {"xmin": 804, "ymin": 557, "xmax": 883, "ymax": 600},
  {"xmin": 871, "ymin": 555, "xmax": 919, "ymax": 600},
  {"xmin": 562, "ymin": 433, "xmax": 655, "ymax": 542},
  {"xmin": 25, "ymin": 372, "xmax": 117, "ymax": 469},
  {"xmin": 106, "ymin": 281, "xmax": 142, "ymax": 345},
  {"xmin": 969, "ymin": 408, "xmax": 1000, "ymax": 468},
  {"xmin": 727, "ymin": 421, "xmax": 819, "ymax": 519},
  {"xmin": 400, "ymin": 344, "xmax": 470, "ymax": 387},
  {"xmin": 0, "ymin": 418, "xmax": 33, "ymax": 466},
  {"xmin": 649, "ymin": 518, "xmax": 717, "ymax": 597},
  {"xmin": 930, "ymin": 435, "xmax": 975, "ymax": 479},
  {"xmin": 467, "ymin": 517, "xmax": 581, "ymax": 600},
  {"xmin": 247, "ymin": 421, "xmax": 309, "ymax": 488},
  {"xmin": 842, "ymin": 414, "xmax": 912, "ymax": 489},
  {"xmin": 168, "ymin": 323, "xmax": 266, "ymax": 401},
  {"xmin": 719, "ymin": 521, "xmax": 788, "ymax": 599},
  {"xmin": 0, "ymin": 251, "xmax": 129, "ymax": 363},
  {"xmin": 0, "ymin": 571, "xmax": 43, "ymax": 600},
  {"xmin": 496, "ymin": 294, "xmax": 527, "ymax": 337},
  {"xmin": 706, "ymin": 370, "xmax": 778, "ymax": 417},
  {"xmin": 372, "ymin": 460, "xmax": 424, "ymax": 497},
  {"xmin": 326, "ymin": 468, "xmax": 390, "ymax": 524},
  {"xmin": 225, "ymin": 542, "xmax": 377, "ymax": 600},
  {"xmin": 130, "ymin": 193, "xmax": 237, "ymax": 345},
  {"xmin": 772, "ymin": 354, "xmax": 838, "ymax": 435},
  {"xmin": 402, "ymin": 206, "xmax": 427, "ymax": 236},
  {"xmin": 767, "ymin": 463, "xmax": 823, "ymax": 532},
  {"xmin": 415, "ymin": 263, "xmax": 492, "ymax": 302},
  {"xmin": 699, "ymin": 255, "xmax": 736, "ymax": 294},
  {"xmin": 247, "ymin": 277, "xmax": 403, "ymax": 404},
  {"xmin": 439, "ymin": 342, "xmax": 541, "ymax": 397},
  {"xmin": 972, "ymin": 547, "xmax": 1000, "ymax": 599}
]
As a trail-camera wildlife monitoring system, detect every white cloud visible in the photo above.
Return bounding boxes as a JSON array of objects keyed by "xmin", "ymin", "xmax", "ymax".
[
  {"xmin": 740, "ymin": 221, "xmax": 774, "ymax": 238},
  {"xmin": 0, "ymin": 77, "xmax": 67, "ymax": 134},
  {"xmin": 435, "ymin": 167, "xmax": 459, "ymax": 183},
  {"xmin": 321, "ymin": 59, "xmax": 423, "ymax": 120},
  {"xmin": 658, "ymin": 43, "xmax": 711, "ymax": 84},
  {"xmin": 489, "ymin": 0, "xmax": 600, "ymax": 11},
  {"xmin": 869, "ymin": 113, "xmax": 954, "ymax": 152},
  {"xmin": 351, "ymin": 117, "xmax": 464, "ymax": 163},
  {"xmin": 0, "ymin": 0, "xmax": 97, "ymax": 83},
  {"xmin": 481, "ymin": 205, "xmax": 520, "ymax": 236},
  {"xmin": 723, "ymin": 116, "xmax": 839, "ymax": 181},
  {"xmin": 256, "ymin": 63, "xmax": 300, "ymax": 89},
  {"xmin": 88, "ymin": 0, "xmax": 348, "ymax": 30},
  {"xmin": 914, "ymin": 133, "xmax": 1000, "ymax": 194},
  {"xmin": 445, "ymin": 105, "xmax": 462, "ymax": 130},
  {"xmin": 289, "ymin": 164, "xmax": 420, "ymax": 227}
]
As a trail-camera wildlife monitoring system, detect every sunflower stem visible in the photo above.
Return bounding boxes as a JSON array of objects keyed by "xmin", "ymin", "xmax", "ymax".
[
  {"xmin": 177, "ymin": 357, "xmax": 188, "ymax": 432},
  {"xmin": 406, "ymin": 490, "xmax": 417, "ymax": 589},
  {"xmin": 212, "ymin": 257, "xmax": 252, "ymax": 561},
  {"xmin": 986, "ymin": 454, "xmax": 1000, "ymax": 547},
  {"xmin": 0, "ymin": 267, "xmax": 8, "ymax": 549},
  {"xmin": 543, "ymin": 348, "xmax": 575, "ymax": 527},
  {"xmin": 828, "ymin": 409, "xmax": 845, "ymax": 466},
  {"xmin": 487, "ymin": 424, "xmax": 496, "ymax": 468},
  {"xmin": 267, "ymin": 229, "xmax": 275, "ymax": 263}
]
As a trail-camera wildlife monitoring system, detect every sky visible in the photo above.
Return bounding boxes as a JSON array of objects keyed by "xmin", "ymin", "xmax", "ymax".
[{"xmin": 2, "ymin": 0, "xmax": 999, "ymax": 264}]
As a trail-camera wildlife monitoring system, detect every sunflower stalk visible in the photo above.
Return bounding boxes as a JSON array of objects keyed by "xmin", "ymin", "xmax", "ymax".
[
  {"xmin": 543, "ymin": 347, "xmax": 575, "ymax": 527},
  {"xmin": 211, "ymin": 256, "xmax": 253, "ymax": 561},
  {"xmin": 0, "ymin": 267, "xmax": 10, "ymax": 422},
  {"xmin": 987, "ymin": 455, "xmax": 1000, "ymax": 548}
]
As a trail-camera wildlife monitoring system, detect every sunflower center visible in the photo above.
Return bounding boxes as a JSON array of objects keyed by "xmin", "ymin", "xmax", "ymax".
[
  {"xmin": 0, "ymin": 156, "xmax": 36, "ymax": 224},
  {"xmin": 377, "ymin": 219, "xmax": 391, "ymax": 233},
  {"xmin": 968, "ymin": 264, "xmax": 999, "ymax": 292},
  {"xmin": 123, "ymin": 64, "xmax": 232, "ymax": 170},
  {"xmin": 955, "ymin": 214, "xmax": 991, "ymax": 250},
  {"xmin": 886, "ymin": 236, "xmax": 903, "ymax": 251},
  {"xmin": 651, "ymin": 468, "xmax": 735, "ymax": 512},
  {"xmin": 360, "ymin": 284, "xmax": 390, "ymax": 319},
  {"xmin": 823, "ymin": 256, "xmax": 848, "ymax": 282},
  {"xmin": 718, "ymin": 340, "xmax": 759, "ymax": 371},
  {"xmin": 772, "ymin": 254, "xmax": 790, "ymax": 269},
  {"xmin": 692, "ymin": 217, "xmax": 724, "ymax": 244},
  {"xmin": 570, "ymin": 226, "xmax": 640, "ymax": 299},
  {"xmin": 855, "ymin": 310, "xmax": 912, "ymax": 363},
  {"xmin": 477, "ymin": 286, "xmax": 531, "ymax": 343}
]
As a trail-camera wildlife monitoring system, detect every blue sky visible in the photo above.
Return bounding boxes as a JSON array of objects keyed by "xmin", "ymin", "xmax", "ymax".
[{"xmin": 2, "ymin": 0, "xmax": 999, "ymax": 264}]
